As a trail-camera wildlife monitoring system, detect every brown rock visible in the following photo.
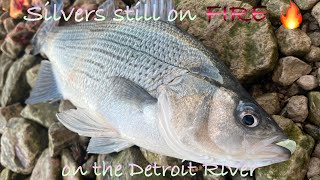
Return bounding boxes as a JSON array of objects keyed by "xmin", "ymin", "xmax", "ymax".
[
  {"xmin": 255, "ymin": 93, "xmax": 280, "ymax": 115},
  {"xmin": 286, "ymin": 95, "xmax": 308, "ymax": 123},
  {"xmin": 313, "ymin": 143, "xmax": 320, "ymax": 158},
  {"xmin": 294, "ymin": 0, "xmax": 320, "ymax": 10},
  {"xmin": 312, "ymin": 2, "xmax": 320, "ymax": 26},
  {"xmin": 305, "ymin": 46, "xmax": 320, "ymax": 62},
  {"xmin": 0, "ymin": 103, "xmax": 23, "ymax": 133},
  {"xmin": 26, "ymin": 64, "xmax": 40, "ymax": 88},
  {"xmin": 276, "ymin": 26, "xmax": 311, "ymax": 57},
  {"xmin": 0, "ymin": 54, "xmax": 13, "ymax": 90},
  {"xmin": 309, "ymin": 32, "xmax": 320, "ymax": 47},
  {"xmin": 61, "ymin": 149, "xmax": 82, "ymax": 180},
  {"xmin": 307, "ymin": 157, "xmax": 320, "ymax": 178},
  {"xmin": 272, "ymin": 56, "xmax": 312, "ymax": 86},
  {"xmin": 296, "ymin": 75, "xmax": 318, "ymax": 90}
]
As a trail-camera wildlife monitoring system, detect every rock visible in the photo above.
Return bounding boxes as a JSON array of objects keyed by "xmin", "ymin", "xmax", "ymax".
[
  {"xmin": 140, "ymin": 148, "xmax": 182, "ymax": 167},
  {"xmin": 30, "ymin": 149, "xmax": 61, "ymax": 180},
  {"xmin": 232, "ymin": 172, "xmax": 254, "ymax": 180},
  {"xmin": 0, "ymin": 55, "xmax": 36, "ymax": 107},
  {"xmin": 304, "ymin": 12, "xmax": 320, "ymax": 32},
  {"xmin": 296, "ymin": 75, "xmax": 318, "ymax": 90},
  {"xmin": 286, "ymin": 95, "xmax": 308, "ymax": 123},
  {"xmin": 307, "ymin": 157, "xmax": 320, "ymax": 178},
  {"xmin": 59, "ymin": 100, "xmax": 76, "ymax": 112},
  {"xmin": 0, "ymin": 103, "xmax": 23, "ymax": 133},
  {"xmin": 304, "ymin": 124, "xmax": 320, "ymax": 141},
  {"xmin": 255, "ymin": 115, "xmax": 315, "ymax": 180},
  {"xmin": 308, "ymin": 92, "xmax": 320, "ymax": 126},
  {"xmin": 305, "ymin": 46, "xmax": 320, "ymax": 62},
  {"xmin": 175, "ymin": 0, "xmax": 278, "ymax": 81},
  {"xmin": 276, "ymin": 26, "xmax": 311, "ymax": 57},
  {"xmin": 261, "ymin": 0, "xmax": 290, "ymax": 25},
  {"xmin": 0, "ymin": 54, "xmax": 13, "ymax": 90},
  {"xmin": 0, "ymin": 118, "xmax": 48, "ymax": 174},
  {"xmin": 313, "ymin": 143, "xmax": 320, "ymax": 158},
  {"xmin": 3, "ymin": 17, "xmax": 15, "ymax": 33},
  {"xmin": 20, "ymin": 102, "xmax": 59, "ymax": 128},
  {"xmin": 309, "ymin": 32, "xmax": 320, "ymax": 47},
  {"xmin": 26, "ymin": 64, "xmax": 40, "ymax": 88},
  {"xmin": 0, "ymin": 168, "xmax": 27, "ymax": 180},
  {"xmin": 286, "ymin": 83, "xmax": 302, "ymax": 97},
  {"xmin": 294, "ymin": 0, "xmax": 320, "ymax": 10},
  {"xmin": 312, "ymin": 2, "xmax": 320, "ymax": 26},
  {"xmin": 96, "ymin": 147, "xmax": 150, "ymax": 180},
  {"xmin": 255, "ymin": 93, "xmax": 280, "ymax": 115},
  {"xmin": 49, "ymin": 122, "xmax": 78, "ymax": 157},
  {"xmin": 81, "ymin": 155, "xmax": 97, "ymax": 179},
  {"xmin": 272, "ymin": 56, "xmax": 312, "ymax": 86},
  {"xmin": 61, "ymin": 149, "xmax": 83, "ymax": 180},
  {"xmin": 311, "ymin": 175, "xmax": 320, "ymax": 180}
]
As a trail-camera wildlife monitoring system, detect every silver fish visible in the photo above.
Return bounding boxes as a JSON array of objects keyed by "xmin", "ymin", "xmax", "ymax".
[{"xmin": 26, "ymin": 0, "xmax": 296, "ymax": 169}]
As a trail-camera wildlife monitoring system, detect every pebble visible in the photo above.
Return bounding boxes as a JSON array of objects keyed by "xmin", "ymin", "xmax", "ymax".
[
  {"xmin": 26, "ymin": 64, "xmax": 40, "ymax": 88},
  {"xmin": 286, "ymin": 95, "xmax": 308, "ymax": 123},
  {"xmin": 272, "ymin": 56, "xmax": 312, "ymax": 86},
  {"xmin": 0, "ymin": 55, "xmax": 36, "ymax": 107},
  {"xmin": 0, "ymin": 103, "xmax": 23, "ymax": 133},
  {"xmin": 0, "ymin": 54, "xmax": 13, "ymax": 90},
  {"xmin": 20, "ymin": 102, "xmax": 59, "ymax": 128},
  {"xmin": 276, "ymin": 26, "xmax": 311, "ymax": 57},
  {"xmin": 309, "ymin": 32, "xmax": 320, "ymax": 47},
  {"xmin": 312, "ymin": 2, "xmax": 320, "ymax": 26},
  {"xmin": 0, "ymin": 118, "xmax": 47, "ymax": 174},
  {"xmin": 255, "ymin": 93, "xmax": 281, "ymax": 115},
  {"xmin": 308, "ymin": 92, "xmax": 320, "ymax": 126},
  {"xmin": 313, "ymin": 143, "xmax": 320, "ymax": 158},
  {"xmin": 296, "ymin": 75, "xmax": 318, "ymax": 90},
  {"xmin": 2, "ymin": 18, "xmax": 14, "ymax": 34},
  {"xmin": 294, "ymin": 0, "xmax": 320, "ymax": 10},
  {"xmin": 48, "ymin": 122, "xmax": 78, "ymax": 157},
  {"xmin": 305, "ymin": 46, "xmax": 320, "ymax": 62},
  {"xmin": 30, "ymin": 149, "xmax": 61, "ymax": 180},
  {"xmin": 61, "ymin": 149, "xmax": 82, "ymax": 180},
  {"xmin": 81, "ymin": 155, "xmax": 97, "ymax": 179},
  {"xmin": 0, "ymin": 168, "xmax": 27, "ymax": 180},
  {"xmin": 307, "ymin": 157, "xmax": 320, "ymax": 179},
  {"xmin": 304, "ymin": 124, "xmax": 320, "ymax": 141}
]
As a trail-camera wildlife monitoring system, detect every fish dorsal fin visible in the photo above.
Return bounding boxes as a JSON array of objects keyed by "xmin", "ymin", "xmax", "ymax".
[
  {"xmin": 87, "ymin": 137, "xmax": 133, "ymax": 154},
  {"xmin": 25, "ymin": 61, "xmax": 63, "ymax": 104},
  {"xmin": 131, "ymin": 0, "xmax": 175, "ymax": 22}
]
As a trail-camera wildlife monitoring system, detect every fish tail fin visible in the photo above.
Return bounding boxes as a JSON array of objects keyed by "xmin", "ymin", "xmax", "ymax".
[{"xmin": 32, "ymin": 0, "xmax": 64, "ymax": 55}]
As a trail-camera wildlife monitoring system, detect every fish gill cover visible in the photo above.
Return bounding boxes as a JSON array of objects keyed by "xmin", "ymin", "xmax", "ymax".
[{"xmin": 0, "ymin": 0, "xmax": 318, "ymax": 179}]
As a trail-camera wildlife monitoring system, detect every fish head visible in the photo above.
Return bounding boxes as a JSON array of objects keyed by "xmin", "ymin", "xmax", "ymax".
[{"xmin": 204, "ymin": 86, "xmax": 296, "ymax": 168}]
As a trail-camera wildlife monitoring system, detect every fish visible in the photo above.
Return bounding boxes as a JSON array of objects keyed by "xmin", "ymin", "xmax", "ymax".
[{"xmin": 26, "ymin": 0, "xmax": 296, "ymax": 169}]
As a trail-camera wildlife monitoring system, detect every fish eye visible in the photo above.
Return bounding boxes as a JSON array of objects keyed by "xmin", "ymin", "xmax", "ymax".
[{"xmin": 240, "ymin": 114, "xmax": 258, "ymax": 127}]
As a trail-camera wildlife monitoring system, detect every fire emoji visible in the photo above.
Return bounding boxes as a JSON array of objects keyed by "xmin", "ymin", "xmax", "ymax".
[{"xmin": 280, "ymin": 2, "xmax": 303, "ymax": 29}]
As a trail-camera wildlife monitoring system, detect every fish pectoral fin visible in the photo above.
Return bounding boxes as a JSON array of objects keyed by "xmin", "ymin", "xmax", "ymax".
[
  {"xmin": 25, "ymin": 60, "xmax": 63, "ymax": 104},
  {"xmin": 87, "ymin": 137, "xmax": 133, "ymax": 154},
  {"xmin": 56, "ymin": 108, "xmax": 119, "ymax": 138}
]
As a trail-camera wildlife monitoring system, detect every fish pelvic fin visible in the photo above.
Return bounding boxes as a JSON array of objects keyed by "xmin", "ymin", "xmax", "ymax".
[
  {"xmin": 87, "ymin": 137, "xmax": 133, "ymax": 154},
  {"xmin": 32, "ymin": 0, "xmax": 64, "ymax": 54},
  {"xmin": 25, "ymin": 60, "xmax": 63, "ymax": 104}
]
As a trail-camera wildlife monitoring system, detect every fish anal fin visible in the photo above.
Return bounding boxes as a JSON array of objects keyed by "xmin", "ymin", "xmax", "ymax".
[
  {"xmin": 25, "ymin": 60, "xmax": 62, "ymax": 105},
  {"xmin": 87, "ymin": 137, "xmax": 133, "ymax": 154}
]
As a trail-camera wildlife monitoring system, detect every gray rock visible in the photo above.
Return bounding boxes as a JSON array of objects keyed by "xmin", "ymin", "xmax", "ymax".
[
  {"xmin": 276, "ymin": 26, "xmax": 311, "ymax": 57},
  {"xmin": 286, "ymin": 95, "xmax": 308, "ymax": 123},
  {"xmin": 0, "ymin": 103, "xmax": 23, "ymax": 133},
  {"xmin": 309, "ymin": 32, "xmax": 320, "ymax": 47},
  {"xmin": 311, "ymin": 175, "xmax": 320, "ymax": 180},
  {"xmin": 81, "ymin": 155, "xmax": 97, "ymax": 179},
  {"xmin": 307, "ymin": 157, "xmax": 320, "ymax": 178},
  {"xmin": 255, "ymin": 93, "xmax": 280, "ymax": 115},
  {"xmin": 0, "ymin": 118, "xmax": 48, "ymax": 174},
  {"xmin": 272, "ymin": 56, "xmax": 312, "ymax": 86},
  {"xmin": 26, "ymin": 64, "xmax": 40, "ymax": 88},
  {"xmin": 232, "ymin": 172, "xmax": 254, "ymax": 180},
  {"xmin": 96, "ymin": 147, "xmax": 151, "ymax": 180},
  {"xmin": 312, "ymin": 2, "xmax": 320, "ymax": 26},
  {"xmin": 308, "ymin": 91, "xmax": 320, "ymax": 126},
  {"xmin": 2, "ymin": 17, "xmax": 14, "ymax": 33},
  {"xmin": 61, "ymin": 149, "xmax": 83, "ymax": 180},
  {"xmin": 0, "ymin": 55, "xmax": 36, "ymax": 107},
  {"xmin": 255, "ymin": 116, "xmax": 315, "ymax": 180},
  {"xmin": 59, "ymin": 100, "xmax": 76, "ymax": 112},
  {"xmin": 313, "ymin": 143, "xmax": 320, "ymax": 158},
  {"xmin": 140, "ymin": 148, "xmax": 182, "ymax": 166},
  {"xmin": 0, "ymin": 54, "xmax": 13, "ymax": 91},
  {"xmin": 305, "ymin": 46, "xmax": 320, "ymax": 62},
  {"xmin": 304, "ymin": 124, "xmax": 320, "ymax": 141},
  {"xmin": 175, "ymin": 0, "xmax": 278, "ymax": 81},
  {"xmin": 0, "ymin": 168, "xmax": 27, "ymax": 180},
  {"xmin": 49, "ymin": 122, "xmax": 78, "ymax": 157},
  {"xmin": 261, "ymin": 0, "xmax": 290, "ymax": 25},
  {"xmin": 30, "ymin": 148, "xmax": 61, "ymax": 180},
  {"xmin": 296, "ymin": 75, "xmax": 318, "ymax": 90},
  {"xmin": 294, "ymin": 0, "xmax": 320, "ymax": 10},
  {"xmin": 20, "ymin": 102, "xmax": 59, "ymax": 128}
]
